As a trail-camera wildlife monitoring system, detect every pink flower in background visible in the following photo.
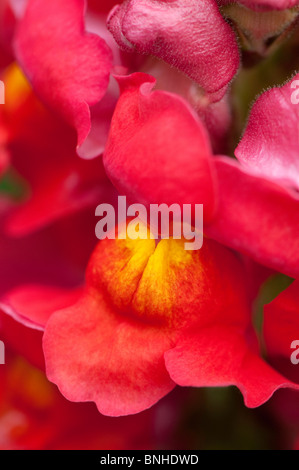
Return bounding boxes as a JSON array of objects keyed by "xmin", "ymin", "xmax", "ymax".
[
  {"xmin": 107, "ymin": 0, "xmax": 299, "ymax": 102},
  {"xmin": 235, "ymin": 76, "xmax": 299, "ymax": 190},
  {"xmin": 107, "ymin": 0, "xmax": 240, "ymax": 101}
]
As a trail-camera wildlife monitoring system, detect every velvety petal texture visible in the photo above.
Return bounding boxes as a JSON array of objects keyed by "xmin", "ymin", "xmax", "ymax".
[{"xmin": 107, "ymin": 0, "xmax": 240, "ymax": 98}]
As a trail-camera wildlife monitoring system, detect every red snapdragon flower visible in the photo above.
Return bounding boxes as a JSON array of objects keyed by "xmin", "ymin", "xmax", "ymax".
[
  {"xmin": 1, "ymin": 62, "xmax": 298, "ymax": 416},
  {"xmin": 0, "ymin": 0, "xmax": 16, "ymax": 69},
  {"xmin": 2, "ymin": 72, "xmax": 296, "ymax": 417},
  {"xmin": 10, "ymin": 218, "xmax": 287, "ymax": 417},
  {"xmin": 0, "ymin": 0, "xmax": 298, "ymax": 432}
]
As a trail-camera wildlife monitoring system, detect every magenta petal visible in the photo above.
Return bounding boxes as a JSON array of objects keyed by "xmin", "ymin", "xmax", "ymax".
[
  {"xmin": 0, "ymin": 0, "xmax": 16, "ymax": 67},
  {"xmin": 14, "ymin": 0, "xmax": 113, "ymax": 149},
  {"xmin": 236, "ymin": 74, "xmax": 299, "ymax": 191},
  {"xmin": 107, "ymin": 0, "xmax": 240, "ymax": 98}
]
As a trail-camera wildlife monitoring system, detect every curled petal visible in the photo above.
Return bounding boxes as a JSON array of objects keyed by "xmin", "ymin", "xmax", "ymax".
[
  {"xmin": 107, "ymin": 0, "xmax": 240, "ymax": 98},
  {"xmin": 0, "ymin": 285, "xmax": 83, "ymax": 330}
]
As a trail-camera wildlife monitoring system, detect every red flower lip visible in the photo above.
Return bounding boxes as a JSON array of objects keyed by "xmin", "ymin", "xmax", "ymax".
[{"xmin": 42, "ymin": 225, "xmax": 254, "ymax": 416}]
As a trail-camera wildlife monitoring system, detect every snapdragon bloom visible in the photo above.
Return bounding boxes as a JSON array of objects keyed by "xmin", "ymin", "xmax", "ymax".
[
  {"xmin": 0, "ymin": 0, "xmax": 299, "ymax": 447},
  {"xmin": 42, "ymin": 224, "xmax": 295, "ymax": 416},
  {"xmin": 3, "ymin": 71, "xmax": 297, "ymax": 417}
]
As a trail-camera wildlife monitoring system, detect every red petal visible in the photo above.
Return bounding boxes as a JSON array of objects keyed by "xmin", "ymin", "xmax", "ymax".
[
  {"xmin": 43, "ymin": 295, "xmax": 176, "ymax": 416},
  {"xmin": 103, "ymin": 73, "xmax": 216, "ymax": 222},
  {"xmin": 264, "ymin": 281, "xmax": 299, "ymax": 363},
  {"xmin": 0, "ymin": 310, "xmax": 45, "ymax": 369},
  {"xmin": 14, "ymin": 0, "xmax": 112, "ymax": 149},
  {"xmin": 1, "ymin": 285, "xmax": 83, "ymax": 330},
  {"xmin": 165, "ymin": 325, "xmax": 299, "ymax": 408},
  {"xmin": 1, "ymin": 65, "xmax": 116, "ymax": 235},
  {"xmin": 206, "ymin": 157, "xmax": 299, "ymax": 278}
]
